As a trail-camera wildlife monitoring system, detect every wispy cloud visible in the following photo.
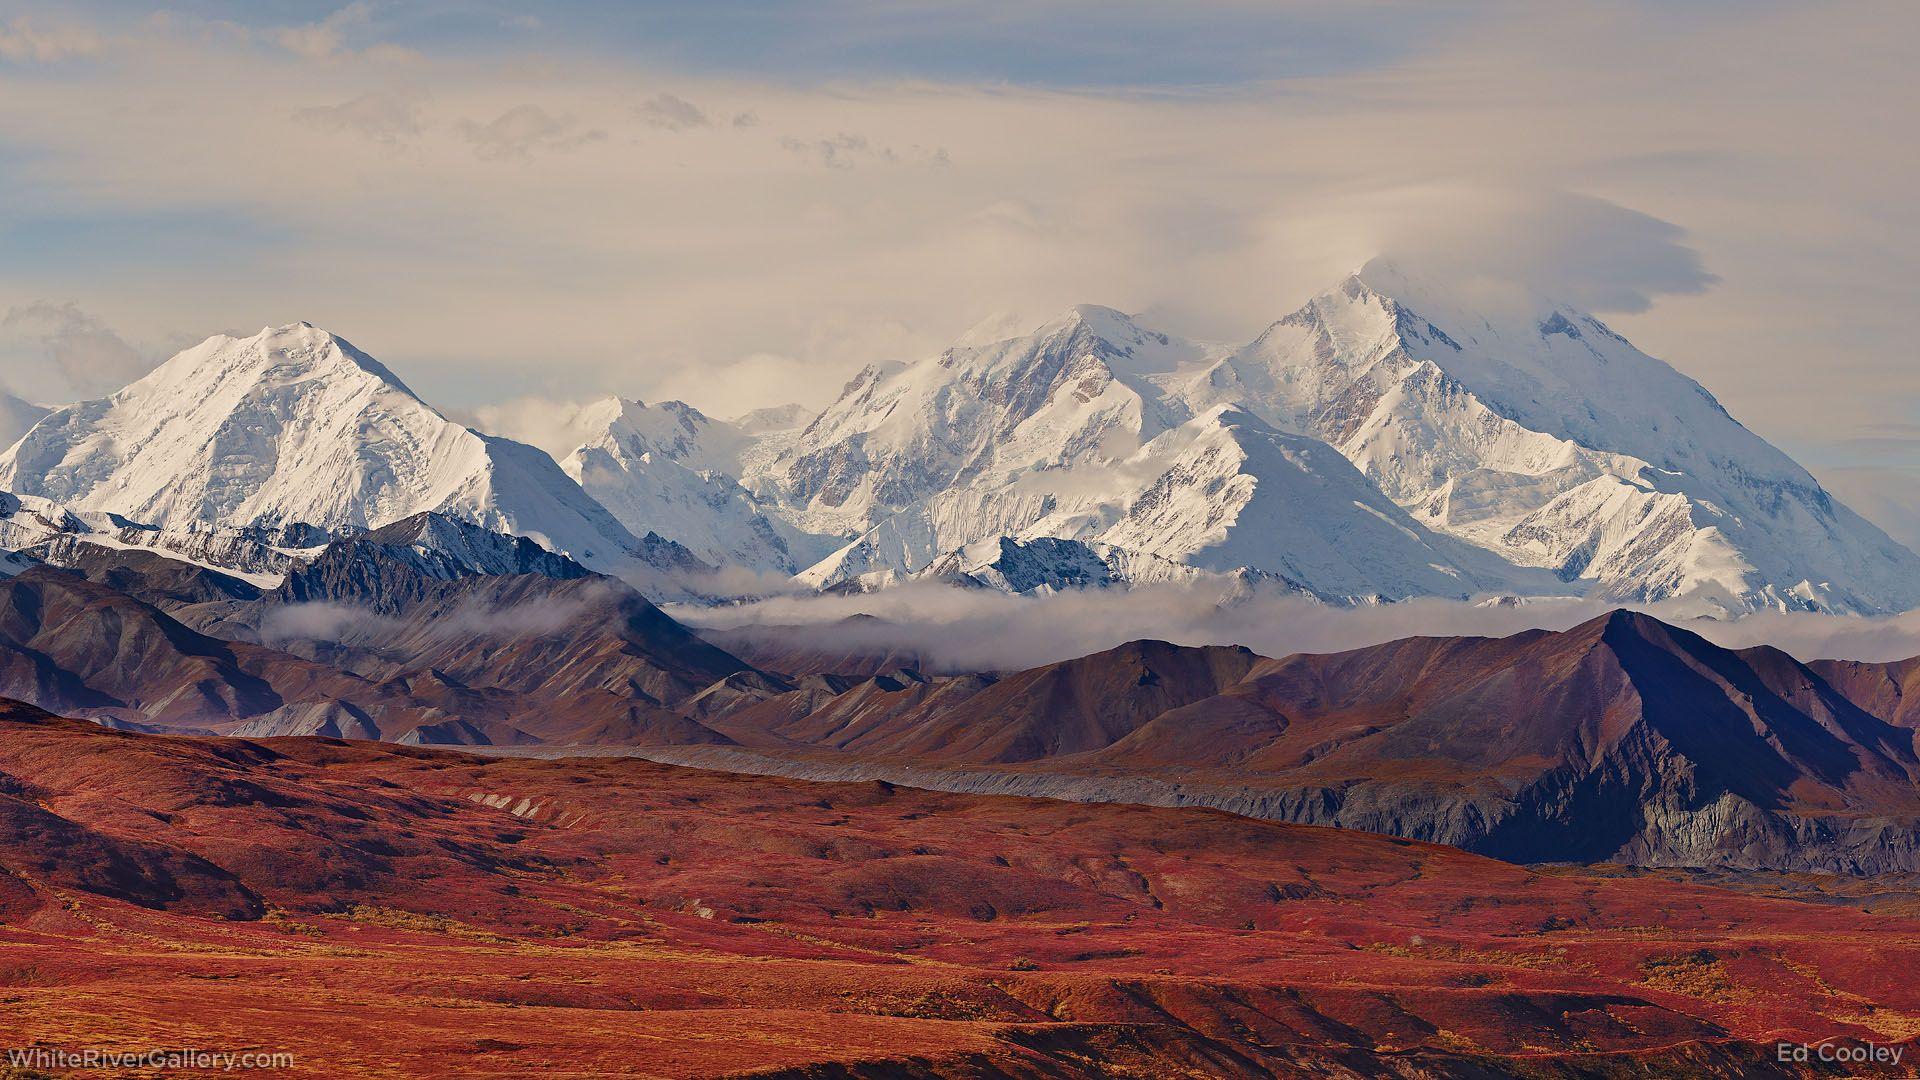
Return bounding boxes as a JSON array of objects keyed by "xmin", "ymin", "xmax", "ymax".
[
  {"xmin": 0, "ymin": 0, "xmax": 1911, "ymax": 514},
  {"xmin": 777, "ymin": 131, "xmax": 949, "ymax": 169},
  {"xmin": 0, "ymin": 15, "xmax": 100, "ymax": 62},
  {"xmin": 638, "ymin": 92, "xmax": 709, "ymax": 131},
  {"xmin": 294, "ymin": 90, "xmax": 426, "ymax": 145},
  {"xmin": 0, "ymin": 302, "xmax": 149, "ymax": 402},
  {"xmin": 270, "ymin": 3, "xmax": 414, "ymax": 62},
  {"xmin": 456, "ymin": 104, "xmax": 603, "ymax": 159},
  {"xmin": 682, "ymin": 583, "xmax": 1920, "ymax": 674}
]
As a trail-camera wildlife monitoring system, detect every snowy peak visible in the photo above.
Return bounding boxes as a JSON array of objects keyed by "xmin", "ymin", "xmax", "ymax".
[
  {"xmin": 143, "ymin": 322, "xmax": 425, "ymax": 406},
  {"xmin": 1206, "ymin": 263, "xmax": 1920, "ymax": 613},
  {"xmin": 0, "ymin": 325, "xmax": 701, "ymax": 595},
  {"xmin": 561, "ymin": 397, "xmax": 796, "ymax": 574},
  {"xmin": 762, "ymin": 305, "xmax": 1205, "ymax": 538},
  {"xmin": 569, "ymin": 396, "xmax": 745, "ymax": 476},
  {"xmin": 1097, "ymin": 403, "xmax": 1504, "ymax": 600},
  {"xmin": 730, "ymin": 402, "xmax": 812, "ymax": 436}
]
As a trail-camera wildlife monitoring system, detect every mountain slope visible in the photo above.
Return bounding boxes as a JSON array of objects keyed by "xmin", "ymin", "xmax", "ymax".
[
  {"xmin": 172, "ymin": 528, "xmax": 755, "ymax": 735},
  {"xmin": 758, "ymin": 305, "xmax": 1199, "ymax": 540},
  {"xmin": 753, "ymin": 269, "xmax": 1917, "ymax": 613},
  {"xmin": 560, "ymin": 397, "xmax": 798, "ymax": 574},
  {"xmin": 771, "ymin": 309, "xmax": 1533, "ymax": 600},
  {"xmin": 717, "ymin": 639, "xmax": 1258, "ymax": 763},
  {"xmin": 0, "ymin": 555, "xmax": 749, "ymax": 746},
  {"xmin": 0, "ymin": 324, "xmax": 695, "ymax": 591},
  {"xmin": 1168, "ymin": 262, "xmax": 1920, "ymax": 613},
  {"xmin": 702, "ymin": 611, "xmax": 1920, "ymax": 872},
  {"xmin": 0, "ymin": 489, "xmax": 323, "ymax": 586}
]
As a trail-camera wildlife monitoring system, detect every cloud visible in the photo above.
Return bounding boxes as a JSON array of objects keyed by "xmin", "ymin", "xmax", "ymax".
[
  {"xmin": 452, "ymin": 395, "xmax": 601, "ymax": 457},
  {"xmin": 293, "ymin": 90, "xmax": 425, "ymax": 145},
  {"xmin": 0, "ymin": 0, "xmax": 1911, "ymax": 483},
  {"xmin": 731, "ymin": 111, "xmax": 760, "ymax": 128},
  {"xmin": 1272, "ymin": 185, "xmax": 1720, "ymax": 315},
  {"xmin": 0, "ymin": 16, "xmax": 101, "ymax": 62},
  {"xmin": 638, "ymin": 93, "xmax": 709, "ymax": 131},
  {"xmin": 645, "ymin": 316, "xmax": 926, "ymax": 417},
  {"xmin": 273, "ymin": 3, "xmax": 373, "ymax": 60},
  {"xmin": 259, "ymin": 586, "xmax": 612, "ymax": 647},
  {"xmin": 0, "ymin": 303, "xmax": 149, "ymax": 402},
  {"xmin": 456, "ymin": 104, "xmax": 604, "ymax": 159},
  {"xmin": 777, "ymin": 132, "xmax": 950, "ymax": 169},
  {"xmin": 680, "ymin": 583, "xmax": 1920, "ymax": 676}
]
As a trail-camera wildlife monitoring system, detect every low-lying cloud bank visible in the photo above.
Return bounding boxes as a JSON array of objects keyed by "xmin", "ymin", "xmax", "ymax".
[{"xmin": 677, "ymin": 583, "xmax": 1920, "ymax": 672}]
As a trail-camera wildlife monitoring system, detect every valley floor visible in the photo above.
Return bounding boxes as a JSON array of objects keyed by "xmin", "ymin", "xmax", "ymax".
[{"xmin": 2, "ymin": 708, "xmax": 1918, "ymax": 1078}]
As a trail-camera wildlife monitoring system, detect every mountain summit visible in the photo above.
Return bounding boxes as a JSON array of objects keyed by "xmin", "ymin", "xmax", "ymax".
[
  {"xmin": 0, "ymin": 324, "xmax": 686, "ymax": 586},
  {"xmin": 744, "ymin": 267, "xmax": 1920, "ymax": 613},
  {"xmin": 2, "ymin": 275, "xmax": 1912, "ymax": 614},
  {"xmin": 1162, "ymin": 261, "xmax": 1920, "ymax": 612}
]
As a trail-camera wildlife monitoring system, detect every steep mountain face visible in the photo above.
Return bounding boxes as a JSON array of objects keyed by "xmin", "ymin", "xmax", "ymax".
[
  {"xmin": 0, "ymin": 324, "xmax": 691, "ymax": 591},
  {"xmin": 0, "ymin": 392, "xmax": 47, "ymax": 453},
  {"xmin": 267, "ymin": 511, "xmax": 592, "ymax": 617},
  {"xmin": 1165, "ymin": 262, "xmax": 1920, "ymax": 613},
  {"xmin": 762, "ymin": 308, "xmax": 1524, "ymax": 601},
  {"xmin": 760, "ymin": 305, "xmax": 1199, "ymax": 539},
  {"xmin": 31, "ymin": 542, "xmax": 263, "ymax": 609},
  {"xmin": 560, "ymin": 397, "xmax": 799, "ymax": 574},
  {"xmin": 0, "ymin": 566, "xmax": 441, "ymax": 736},
  {"xmin": 750, "ymin": 271, "xmax": 1916, "ymax": 613}
]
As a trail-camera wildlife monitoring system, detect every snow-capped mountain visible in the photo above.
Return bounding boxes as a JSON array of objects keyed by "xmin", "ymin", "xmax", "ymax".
[
  {"xmin": 352, "ymin": 511, "xmax": 594, "ymax": 581},
  {"xmin": 752, "ymin": 269, "xmax": 1920, "ymax": 614},
  {"xmin": 559, "ymin": 397, "xmax": 799, "ymax": 574},
  {"xmin": 0, "ymin": 324, "xmax": 700, "ymax": 592},
  {"xmin": 1159, "ymin": 261, "xmax": 1920, "ymax": 613},
  {"xmin": 756, "ymin": 304, "xmax": 1199, "ymax": 540},
  {"xmin": 754, "ymin": 303, "xmax": 1547, "ymax": 603},
  {"xmin": 5, "ymin": 271, "xmax": 1911, "ymax": 615},
  {"xmin": 0, "ymin": 392, "xmax": 47, "ymax": 454}
]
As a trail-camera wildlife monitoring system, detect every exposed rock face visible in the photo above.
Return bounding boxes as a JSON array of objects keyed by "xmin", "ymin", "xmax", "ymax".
[
  {"xmin": 0, "ymin": 489, "xmax": 327, "ymax": 585},
  {"xmin": 31, "ymin": 539, "xmax": 263, "ymax": 609},
  {"xmin": 268, "ymin": 511, "xmax": 591, "ymax": 617}
]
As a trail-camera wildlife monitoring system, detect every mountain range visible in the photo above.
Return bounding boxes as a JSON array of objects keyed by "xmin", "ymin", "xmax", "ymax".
[
  {"xmin": 7, "ymin": 508, "xmax": 1920, "ymax": 874},
  {"xmin": 1, "ymin": 261, "xmax": 1913, "ymax": 614}
]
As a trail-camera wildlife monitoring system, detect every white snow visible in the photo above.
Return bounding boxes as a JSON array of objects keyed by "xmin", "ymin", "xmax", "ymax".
[
  {"xmin": 760, "ymin": 269, "xmax": 1920, "ymax": 614},
  {"xmin": 0, "ymin": 324, "xmax": 685, "ymax": 589},
  {"xmin": 5, "ymin": 271, "xmax": 1914, "ymax": 617},
  {"xmin": 559, "ymin": 397, "xmax": 804, "ymax": 574}
]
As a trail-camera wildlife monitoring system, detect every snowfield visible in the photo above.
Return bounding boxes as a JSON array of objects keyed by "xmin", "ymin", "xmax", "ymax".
[{"xmin": 2, "ymin": 265, "xmax": 1914, "ymax": 615}]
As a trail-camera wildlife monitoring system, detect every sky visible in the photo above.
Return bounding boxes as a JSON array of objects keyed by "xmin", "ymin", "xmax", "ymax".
[{"xmin": 1, "ymin": 2, "xmax": 1918, "ymax": 540}]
